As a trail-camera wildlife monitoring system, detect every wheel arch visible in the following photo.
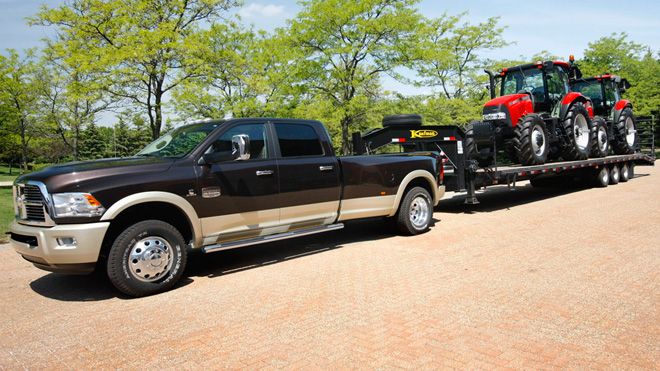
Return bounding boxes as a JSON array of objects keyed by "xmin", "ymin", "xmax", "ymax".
[
  {"xmin": 560, "ymin": 94, "xmax": 592, "ymax": 120},
  {"xmin": 100, "ymin": 192, "xmax": 203, "ymax": 250},
  {"xmin": 388, "ymin": 170, "xmax": 440, "ymax": 217}
]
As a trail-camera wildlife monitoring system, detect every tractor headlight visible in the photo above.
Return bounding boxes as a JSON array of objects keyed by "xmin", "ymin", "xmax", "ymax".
[
  {"xmin": 52, "ymin": 193, "xmax": 106, "ymax": 217},
  {"xmin": 483, "ymin": 112, "xmax": 507, "ymax": 121}
]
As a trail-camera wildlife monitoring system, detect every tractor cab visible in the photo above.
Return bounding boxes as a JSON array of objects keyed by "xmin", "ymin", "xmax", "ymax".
[{"xmin": 570, "ymin": 74, "xmax": 630, "ymax": 119}]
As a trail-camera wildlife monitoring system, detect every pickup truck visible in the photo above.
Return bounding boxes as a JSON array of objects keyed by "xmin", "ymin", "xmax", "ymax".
[{"xmin": 10, "ymin": 118, "xmax": 444, "ymax": 296}]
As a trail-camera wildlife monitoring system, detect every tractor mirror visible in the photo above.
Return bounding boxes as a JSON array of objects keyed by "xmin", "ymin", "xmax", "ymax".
[{"xmin": 619, "ymin": 79, "xmax": 631, "ymax": 91}]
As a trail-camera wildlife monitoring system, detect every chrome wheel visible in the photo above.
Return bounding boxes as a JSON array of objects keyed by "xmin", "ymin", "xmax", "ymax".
[
  {"xmin": 409, "ymin": 196, "xmax": 430, "ymax": 229},
  {"xmin": 128, "ymin": 236, "xmax": 173, "ymax": 282},
  {"xmin": 597, "ymin": 125, "xmax": 608, "ymax": 153},
  {"xmin": 625, "ymin": 117, "xmax": 636, "ymax": 147},
  {"xmin": 531, "ymin": 125, "xmax": 546, "ymax": 157},
  {"xmin": 574, "ymin": 114, "xmax": 589, "ymax": 151}
]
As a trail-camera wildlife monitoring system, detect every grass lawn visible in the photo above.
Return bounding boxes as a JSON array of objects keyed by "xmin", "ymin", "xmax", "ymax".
[
  {"xmin": 0, "ymin": 188, "xmax": 13, "ymax": 243},
  {"xmin": 0, "ymin": 165, "xmax": 19, "ymax": 183}
]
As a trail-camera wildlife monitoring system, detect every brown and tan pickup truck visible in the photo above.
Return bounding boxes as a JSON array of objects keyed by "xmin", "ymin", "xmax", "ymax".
[{"xmin": 10, "ymin": 118, "xmax": 444, "ymax": 296}]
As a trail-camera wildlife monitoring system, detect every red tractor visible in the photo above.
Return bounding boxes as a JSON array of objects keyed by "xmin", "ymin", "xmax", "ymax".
[
  {"xmin": 467, "ymin": 59, "xmax": 596, "ymax": 166},
  {"xmin": 569, "ymin": 73, "xmax": 637, "ymax": 156}
]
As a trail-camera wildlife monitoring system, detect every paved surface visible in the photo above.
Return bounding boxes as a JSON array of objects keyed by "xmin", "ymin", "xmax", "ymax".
[{"xmin": 1, "ymin": 165, "xmax": 658, "ymax": 369}]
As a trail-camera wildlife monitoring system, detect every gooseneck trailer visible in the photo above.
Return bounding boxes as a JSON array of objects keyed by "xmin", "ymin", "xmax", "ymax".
[{"xmin": 352, "ymin": 116, "xmax": 656, "ymax": 204}]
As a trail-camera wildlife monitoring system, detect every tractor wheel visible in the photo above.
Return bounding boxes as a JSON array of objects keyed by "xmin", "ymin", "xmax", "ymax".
[
  {"xmin": 590, "ymin": 116, "xmax": 609, "ymax": 158},
  {"xmin": 503, "ymin": 140, "xmax": 519, "ymax": 164},
  {"xmin": 561, "ymin": 102, "xmax": 592, "ymax": 161},
  {"xmin": 512, "ymin": 114, "xmax": 549, "ymax": 165},
  {"xmin": 465, "ymin": 121, "xmax": 494, "ymax": 167},
  {"xmin": 612, "ymin": 108, "xmax": 638, "ymax": 154},
  {"xmin": 382, "ymin": 114, "xmax": 422, "ymax": 127},
  {"xmin": 619, "ymin": 163, "xmax": 630, "ymax": 182},
  {"xmin": 609, "ymin": 165, "xmax": 620, "ymax": 184}
]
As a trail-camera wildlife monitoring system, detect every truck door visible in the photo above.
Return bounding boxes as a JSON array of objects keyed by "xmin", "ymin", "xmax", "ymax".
[
  {"xmin": 273, "ymin": 122, "xmax": 341, "ymax": 229},
  {"xmin": 196, "ymin": 121, "xmax": 280, "ymax": 243}
]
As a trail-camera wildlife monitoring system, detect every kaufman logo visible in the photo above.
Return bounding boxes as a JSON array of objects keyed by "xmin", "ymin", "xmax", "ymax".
[{"xmin": 409, "ymin": 129, "xmax": 438, "ymax": 139}]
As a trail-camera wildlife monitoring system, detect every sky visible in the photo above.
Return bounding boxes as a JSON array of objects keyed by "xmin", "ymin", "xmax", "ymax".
[{"xmin": 1, "ymin": 0, "xmax": 658, "ymax": 122}]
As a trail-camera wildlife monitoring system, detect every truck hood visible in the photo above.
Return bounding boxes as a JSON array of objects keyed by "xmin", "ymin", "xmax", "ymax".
[
  {"xmin": 16, "ymin": 156, "xmax": 175, "ymax": 194},
  {"xmin": 484, "ymin": 94, "xmax": 528, "ymax": 107}
]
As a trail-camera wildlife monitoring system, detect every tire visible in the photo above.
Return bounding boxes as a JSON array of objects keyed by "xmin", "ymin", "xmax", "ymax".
[
  {"xmin": 464, "ymin": 121, "xmax": 494, "ymax": 167},
  {"xmin": 612, "ymin": 108, "xmax": 638, "ymax": 154},
  {"xmin": 628, "ymin": 162, "xmax": 635, "ymax": 179},
  {"xmin": 590, "ymin": 116, "xmax": 609, "ymax": 158},
  {"xmin": 619, "ymin": 163, "xmax": 630, "ymax": 182},
  {"xmin": 609, "ymin": 165, "xmax": 620, "ymax": 184},
  {"xmin": 382, "ymin": 114, "xmax": 422, "ymax": 127},
  {"xmin": 561, "ymin": 102, "xmax": 592, "ymax": 161},
  {"xmin": 503, "ymin": 140, "xmax": 519, "ymax": 164},
  {"xmin": 512, "ymin": 114, "xmax": 549, "ymax": 165},
  {"xmin": 396, "ymin": 186, "xmax": 432, "ymax": 235},
  {"xmin": 107, "ymin": 220, "xmax": 187, "ymax": 297},
  {"xmin": 594, "ymin": 166, "xmax": 609, "ymax": 188}
]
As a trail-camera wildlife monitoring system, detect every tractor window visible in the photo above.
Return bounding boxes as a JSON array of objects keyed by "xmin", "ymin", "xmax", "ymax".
[
  {"xmin": 546, "ymin": 67, "xmax": 569, "ymax": 103},
  {"xmin": 572, "ymin": 80, "xmax": 603, "ymax": 105},
  {"xmin": 604, "ymin": 83, "xmax": 618, "ymax": 108},
  {"xmin": 501, "ymin": 68, "xmax": 545, "ymax": 102}
]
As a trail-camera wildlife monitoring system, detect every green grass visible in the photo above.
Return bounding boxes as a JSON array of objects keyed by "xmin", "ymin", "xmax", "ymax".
[
  {"xmin": 0, "ymin": 188, "xmax": 13, "ymax": 243},
  {"xmin": 0, "ymin": 165, "xmax": 19, "ymax": 183}
]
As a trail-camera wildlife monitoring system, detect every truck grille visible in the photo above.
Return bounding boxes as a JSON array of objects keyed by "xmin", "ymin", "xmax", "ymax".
[{"xmin": 15, "ymin": 183, "xmax": 47, "ymax": 223}]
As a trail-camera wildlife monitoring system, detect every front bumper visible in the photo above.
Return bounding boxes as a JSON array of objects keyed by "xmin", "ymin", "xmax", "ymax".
[{"xmin": 9, "ymin": 221, "xmax": 110, "ymax": 274}]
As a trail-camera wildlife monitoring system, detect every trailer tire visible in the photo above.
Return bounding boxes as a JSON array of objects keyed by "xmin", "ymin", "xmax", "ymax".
[
  {"xmin": 561, "ymin": 102, "xmax": 592, "ymax": 161},
  {"xmin": 612, "ymin": 108, "xmax": 637, "ymax": 154},
  {"xmin": 609, "ymin": 165, "xmax": 620, "ymax": 184},
  {"xmin": 628, "ymin": 162, "xmax": 635, "ymax": 179},
  {"xmin": 107, "ymin": 220, "xmax": 187, "ymax": 297},
  {"xmin": 594, "ymin": 166, "xmax": 609, "ymax": 188},
  {"xmin": 620, "ymin": 163, "xmax": 630, "ymax": 182},
  {"xmin": 382, "ymin": 114, "xmax": 422, "ymax": 127},
  {"xmin": 513, "ymin": 114, "xmax": 549, "ymax": 165},
  {"xmin": 590, "ymin": 116, "xmax": 609, "ymax": 158},
  {"xmin": 396, "ymin": 187, "xmax": 432, "ymax": 235}
]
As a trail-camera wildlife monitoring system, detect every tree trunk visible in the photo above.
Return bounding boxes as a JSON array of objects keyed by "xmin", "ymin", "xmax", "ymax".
[
  {"xmin": 19, "ymin": 119, "xmax": 28, "ymax": 173},
  {"xmin": 340, "ymin": 114, "xmax": 353, "ymax": 156}
]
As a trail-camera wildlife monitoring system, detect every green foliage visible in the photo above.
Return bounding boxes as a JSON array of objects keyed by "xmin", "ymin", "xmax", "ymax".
[{"xmin": 0, "ymin": 188, "xmax": 14, "ymax": 243}]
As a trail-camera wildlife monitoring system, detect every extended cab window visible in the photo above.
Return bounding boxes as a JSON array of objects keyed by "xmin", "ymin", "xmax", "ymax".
[
  {"xmin": 207, "ymin": 123, "xmax": 269, "ymax": 160},
  {"xmin": 275, "ymin": 124, "xmax": 324, "ymax": 157}
]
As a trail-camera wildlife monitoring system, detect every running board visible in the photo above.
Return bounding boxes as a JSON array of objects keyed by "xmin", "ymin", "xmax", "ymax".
[{"xmin": 203, "ymin": 223, "xmax": 344, "ymax": 254}]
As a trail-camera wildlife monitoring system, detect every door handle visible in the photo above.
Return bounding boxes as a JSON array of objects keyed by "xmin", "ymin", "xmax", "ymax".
[
  {"xmin": 256, "ymin": 170, "xmax": 274, "ymax": 176},
  {"xmin": 319, "ymin": 166, "xmax": 334, "ymax": 172}
]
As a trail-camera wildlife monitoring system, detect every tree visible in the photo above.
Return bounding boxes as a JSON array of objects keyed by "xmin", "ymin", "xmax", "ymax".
[
  {"xmin": 79, "ymin": 122, "xmax": 107, "ymax": 160},
  {"xmin": 580, "ymin": 33, "xmax": 646, "ymax": 76},
  {"xmin": 285, "ymin": 0, "xmax": 422, "ymax": 155},
  {"xmin": 0, "ymin": 50, "xmax": 44, "ymax": 172},
  {"xmin": 33, "ymin": 0, "xmax": 239, "ymax": 139},
  {"xmin": 412, "ymin": 14, "xmax": 507, "ymax": 100}
]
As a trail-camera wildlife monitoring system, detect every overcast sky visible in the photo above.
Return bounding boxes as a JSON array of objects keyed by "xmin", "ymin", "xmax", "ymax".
[{"xmin": 1, "ymin": 0, "xmax": 658, "ymax": 122}]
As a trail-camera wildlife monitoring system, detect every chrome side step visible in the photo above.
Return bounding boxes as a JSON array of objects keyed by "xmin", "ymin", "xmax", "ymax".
[{"xmin": 203, "ymin": 223, "xmax": 344, "ymax": 254}]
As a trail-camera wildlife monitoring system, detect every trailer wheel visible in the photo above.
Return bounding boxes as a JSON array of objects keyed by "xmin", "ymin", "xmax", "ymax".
[
  {"xmin": 561, "ymin": 102, "xmax": 592, "ymax": 161},
  {"xmin": 396, "ymin": 187, "xmax": 432, "ymax": 235},
  {"xmin": 590, "ymin": 116, "xmax": 609, "ymax": 158},
  {"xmin": 382, "ymin": 114, "xmax": 422, "ymax": 127},
  {"xmin": 594, "ymin": 166, "xmax": 610, "ymax": 188},
  {"xmin": 513, "ymin": 114, "xmax": 549, "ymax": 165},
  {"xmin": 107, "ymin": 220, "xmax": 187, "ymax": 297},
  {"xmin": 628, "ymin": 162, "xmax": 635, "ymax": 179},
  {"xmin": 612, "ymin": 108, "xmax": 638, "ymax": 154},
  {"xmin": 619, "ymin": 163, "xmax": 630, "ymax": 182},
  {"xmin": 609, "ymin": 165, "xmax": 620, "ymax": 184}
]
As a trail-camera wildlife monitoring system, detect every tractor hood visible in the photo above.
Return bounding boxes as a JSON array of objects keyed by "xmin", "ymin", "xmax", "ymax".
[{"xmin": 484, "ymin": 94, "xmax": 528, "ymax": 107}]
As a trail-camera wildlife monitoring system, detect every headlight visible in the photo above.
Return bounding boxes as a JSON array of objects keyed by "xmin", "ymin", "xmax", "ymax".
[
  {"xmin": 483, "ymin": 112, "xmax": 507, "ymax": 121},
  {"xmin": 52, "ymin": 193, "xmax": 106, "ymax": 217}
]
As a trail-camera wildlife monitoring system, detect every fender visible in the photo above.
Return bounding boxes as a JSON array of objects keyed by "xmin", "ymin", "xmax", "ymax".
[
  {"xmin": 100, "ymin": 191, "xmax": 203, "ymax": 247},
  {"xmin": 560, "ymin": 93, "xmax": 593, "ymax": 120},
  {"xmin": 612, "ymin": 99, "xmax": 633, "ymax": 123},
  {"xmin": 387, "ymin": 170, "xmax": 442, "ymax": 217}
]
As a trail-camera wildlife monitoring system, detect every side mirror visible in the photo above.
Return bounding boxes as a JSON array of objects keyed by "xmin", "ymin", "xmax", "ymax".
[
  {"xmin": 619, "ymin": 79, "xmax": 631, "ymax": 92},
  {"xmin": 232, "ymin": 134, "xmax": 250, "ymax": 161}
]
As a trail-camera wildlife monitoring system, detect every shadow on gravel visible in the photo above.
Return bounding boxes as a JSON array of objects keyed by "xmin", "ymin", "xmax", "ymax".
[{"xmin": 29, "ymin": 218, "xmax": 402, "ymax": 301}]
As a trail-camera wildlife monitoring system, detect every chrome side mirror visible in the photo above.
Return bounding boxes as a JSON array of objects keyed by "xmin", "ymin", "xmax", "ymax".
[{"xmin": 232, "ymin": 134, "xmax": 250, "ymax": 161}]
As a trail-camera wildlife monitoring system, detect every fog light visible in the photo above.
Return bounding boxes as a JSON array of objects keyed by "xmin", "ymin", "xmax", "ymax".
[{"xmin": 56, "ymin": 237, "xmax": 77, "ymax": 247}]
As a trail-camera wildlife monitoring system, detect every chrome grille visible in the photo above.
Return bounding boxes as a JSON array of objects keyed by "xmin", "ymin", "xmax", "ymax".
[{"xmin": 16, "ymin": 184, "xmax": 47, "ymax": 222}]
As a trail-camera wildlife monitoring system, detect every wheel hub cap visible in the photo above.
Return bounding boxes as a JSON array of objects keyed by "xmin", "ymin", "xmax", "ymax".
[
  {"xmin": 129, "ymin": 236, "xmax": 173, "ymax": 282},
  {"xmin": 531, "ymin": 126, "xmax": 546, "ymax": 156},
  {"xmin": 625, "ymin": 118, "xmax": 636, "ymax": 146},
  {"xmin": 409, "ymin": 196, "xmax": 430, "ymax": 229},
  {"xmin": 598, "ymin": 127, "xmax": 608, "ymax": 152},
  {"xmin": 574, "ymin": 114, "xmax": 589, "ymax": 150}
]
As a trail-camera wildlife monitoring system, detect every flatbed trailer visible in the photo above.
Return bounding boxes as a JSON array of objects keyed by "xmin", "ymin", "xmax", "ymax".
[{"xmin": 352, "ymin": 116, "xmax": 656, "ymax": 204}]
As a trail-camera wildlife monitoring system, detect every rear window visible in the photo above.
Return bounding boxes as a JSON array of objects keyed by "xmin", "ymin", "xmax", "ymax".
[{"xmin": 275, "ymin": 124, "xmax": 324, "ymax": 157}]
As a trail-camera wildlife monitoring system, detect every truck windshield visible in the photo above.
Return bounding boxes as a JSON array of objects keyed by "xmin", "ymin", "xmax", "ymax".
[{"xmin": 136, "ymin": 122, "xmax": 221, "ymax": 158}]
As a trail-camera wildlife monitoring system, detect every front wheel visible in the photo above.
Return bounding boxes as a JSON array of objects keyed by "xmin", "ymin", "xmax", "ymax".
[
  {"xmin": 107, "ymin": 220, "xmax": 187, "ymax": 297},
  {"xmin": 513, "ymin": 114, "xmax": 549, "ymax": 165},
  {"xmin": 561, "ymin": 102, "xmax": 592, "ymax": 161},
  {"xmin": 590, "ymin": 117, "xmax": 609, "ymax": 158},
  {"xmin": 612, "ymin": 108, "xmax": 638, "ymax": 154},
  {"xmin": 396, "ymin": 187, "xmax": 433, "ymax": 235}
]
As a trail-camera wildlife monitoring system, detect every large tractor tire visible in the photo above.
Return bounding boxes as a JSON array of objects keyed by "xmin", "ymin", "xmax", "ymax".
[
  {"xmin": 590, "ymin": 116, "xmax": 609, "ymax": 158},
  {"xmin": 612, "ymin": 108, "xmax": 638, "ymax": 154},
  {"xmin": 382, "ymin": 114, "xmax": 422, "ymax": 127},
  {"xmin": 512, "ymin": 114, "xmax": 549, "ymax": 165},
  {"xmin": 464, "ymin": 121, "xmax": 494, "ymax": 167},
  {"xmin": 561, "ymin": 102, "xmax": 592, "ymax": 161}
]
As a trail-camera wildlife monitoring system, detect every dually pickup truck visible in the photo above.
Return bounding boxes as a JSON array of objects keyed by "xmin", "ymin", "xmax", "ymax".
[{"xmin": 10, "ymin": 118, "xmax": 444, "ymax": 296}]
